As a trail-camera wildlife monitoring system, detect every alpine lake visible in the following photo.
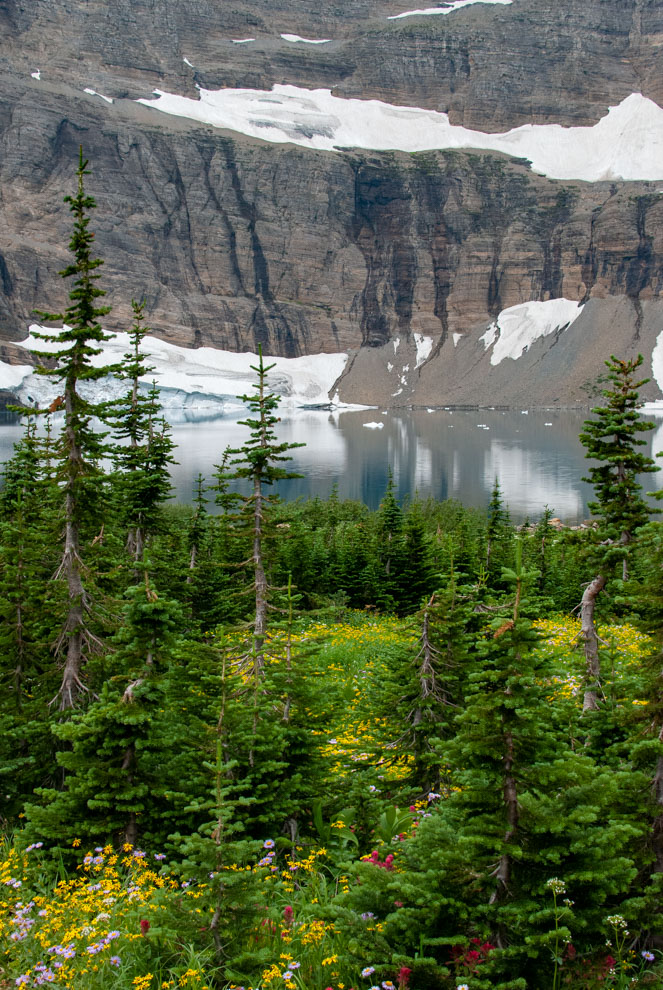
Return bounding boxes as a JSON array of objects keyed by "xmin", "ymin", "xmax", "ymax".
[{"xmin": 2, "ymin": 404, "xmax": 663, "ymax": 523}]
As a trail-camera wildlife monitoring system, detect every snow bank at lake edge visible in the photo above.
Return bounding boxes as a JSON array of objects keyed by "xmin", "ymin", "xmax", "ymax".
[{"xmin": 2, "ymin": 327, "xmax": 364, "ymax": 411}]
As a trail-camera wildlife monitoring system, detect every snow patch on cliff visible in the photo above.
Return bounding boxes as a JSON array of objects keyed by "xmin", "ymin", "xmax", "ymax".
[
  {"xmin": 7, "ymin": 326, "xmax": 349, "ymax": 410},
  {"xmin": 136, "ymin": 86, "xmax": 663, "ymax": 182},
  {"xmin": 0, "ymin": 360, "xmax": 34, "ymax": 391},
  {"xmin": 414, "ymin": 333, "xmax": 433, "ymax": 367},
  {"xmin": 388, "ymin": 0, "xmax": 511, "ymax": 19},
  {"xmin": 84, "ymin": 88, "xmax": 113, "ymax": 104},
  {"xmin": 650, "ymin": 331, "xmax": 663, "ymax": 397},
  {"xmin": 280, "ymin": 34, "xmax": 331, "ymax": 44},
  {"xmin": 481, "ymin": 299, "xmax": 584, "ymax": 365}
]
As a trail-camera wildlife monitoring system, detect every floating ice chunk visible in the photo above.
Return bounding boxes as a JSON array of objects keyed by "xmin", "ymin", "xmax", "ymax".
[
  {"xmin": 388, "ymin": 0, "xmax": 511, "ymax": 19},
  {"xmin": 393, "ymin": 337, "xmax": 401, "ymax": 354},
  {"xmin": 387, "ymin": 362, "xmax": 394, "ymax": 372},
  {"xmin": 363, "ymin": 421, "xmax": 385, "ymax": 429},
  {"xmin": 544, "ymin": 422, "xmax": 553, "ymax": 426},
  {"xmin": 31, "ymin": 69, "xmax": 40, "ymax": 80},
  {"xmin": 452, "ymin": 332, "xmax": 462, "ymax": 347},
  {"xmin": 84, "ymin": 88, "xmax": 113, "ymax": 104},
  {"xmin": 183, "ymin": 57, "xmax": 194, "ymax": 67},
  {"xmin": 232, "ymin": 38, "xmax": 255, "ymax": 43},
  {"xmin": 280, "ymin": 34, "xmax": 331, "ymax": 43}
]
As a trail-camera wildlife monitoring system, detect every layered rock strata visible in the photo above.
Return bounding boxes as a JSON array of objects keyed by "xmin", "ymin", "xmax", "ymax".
[{"xmin": 0, "ymin": 0, "xmax": 662, "ymax": 405}]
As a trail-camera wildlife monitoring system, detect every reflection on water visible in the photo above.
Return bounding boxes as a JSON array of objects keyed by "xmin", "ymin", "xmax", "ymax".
[{"xmin": 2, "ymin": 407, "xmax": 662, "ymax": 523}]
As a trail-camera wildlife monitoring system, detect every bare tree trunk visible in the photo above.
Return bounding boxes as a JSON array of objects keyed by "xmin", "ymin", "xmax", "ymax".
[
  {"xmin": 652, "ymin": 747, "xmax": 663, "ymax": 873},
  {"xmin": 490, "ymin": 724, "xmax": 518, "ymax": 916},
  {"xmin": 57, "ymin": 483, "xmax": 87, "ymax": 710},
  {"xmin": 581, "ymin": 574, "xmax": 606, "ymax": 712},
  {"xmin": 252, "ymin": 476, "xmax": 267, "ymax": 680},
  {"xmin": 186, "ymin": 543, "xmax": 197, "ymax": 585},
  {"xmin": 621, "ymin": 530, "xmax": 630, "ymax": 582}
]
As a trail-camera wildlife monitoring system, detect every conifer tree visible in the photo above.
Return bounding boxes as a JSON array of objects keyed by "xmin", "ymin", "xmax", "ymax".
[
  {"xmin": 227, "ymin": 347, "xmax": 304, "ymax": 680},
  {"xmin": 381, "ymin": 573, "xmax": 475, "ymax": 793},
  {"xmin": 375, "ymin": 473, "xmax": 406, "ymax": 610},
  {"xmin": 578, "ymin": 354, "xmax": 658, "ymax": 710},
  {"xmin": 355, "ymin": 547, "xmax": 640, "ymax": 987},
  {"xmin": 398, "ymin": 498, "xmax": 436, "ymax": 614},
  {"xmin": 0, "ymin": 424, "xmax": 60, "ymax": 815},
  {"xmin": 24, "ymin": 561, "xmax": 189, "ymax": 851},
  {"xmin": 29, "ymin": 149, "xmax": 119, "ymax": 709},
  {"xmin": 486, "ymin": 477, "xmax": 511, "ymax": 578},
  {"xmin": 110, "ymin": 301, "xmax": 174, "ymax": 559},
  {"xmin": 579, "ymin": 354, "xmax": 657, "ymax": 580}
]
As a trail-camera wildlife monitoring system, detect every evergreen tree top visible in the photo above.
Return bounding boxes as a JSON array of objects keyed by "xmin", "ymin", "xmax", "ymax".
[
  {"xmin": 30, "ymin": 149, "xmax": 118, "ymax": 386},
  {"xmin": 579, "ymin": 354, "xmax": 659, "ymax": 552},
  {"xmin": 228, "ymin": 346, "xmax": 304, "ymax": 486}
]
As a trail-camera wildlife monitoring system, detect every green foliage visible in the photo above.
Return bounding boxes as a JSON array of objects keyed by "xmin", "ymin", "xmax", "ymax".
[
  {"xmin": 579, "ymin": 354, "xmax": 659, "ymax": 572},
  {"xmin": 7, "ymin": 162, "xmax": 663, "ymax": 989}
]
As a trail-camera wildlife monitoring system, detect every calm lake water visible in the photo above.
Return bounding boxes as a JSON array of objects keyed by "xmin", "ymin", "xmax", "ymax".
[{"xmin": 2, "ymin": 406, "xmax": 663, "ymax": 523}]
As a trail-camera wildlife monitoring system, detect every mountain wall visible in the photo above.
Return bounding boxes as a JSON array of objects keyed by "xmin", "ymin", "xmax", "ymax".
[{"xmin": 1, "ymin": 0, "xmax": 663, "ymax": 405}]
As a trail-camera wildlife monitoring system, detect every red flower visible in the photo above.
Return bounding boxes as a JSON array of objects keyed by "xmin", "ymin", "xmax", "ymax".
[
  {"xmin": 140, "ymin": 919, "xmax": 150, "ymax": 935},
  {"xmin": 393, "ymin": 900, "xmax": 404, "ymax": 907},
  {"xmin": 283, "ymin": 905, "xmax": 294, "ymax": 925},
  {"xmin": 398, "ymin": 966, "xmax": 412, "ymax": 988}
]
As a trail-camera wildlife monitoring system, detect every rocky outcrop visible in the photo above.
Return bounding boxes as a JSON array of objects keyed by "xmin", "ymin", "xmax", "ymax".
[{"xmin": 0, "ymin": 0, "xmax": 662, "ymax": 405}]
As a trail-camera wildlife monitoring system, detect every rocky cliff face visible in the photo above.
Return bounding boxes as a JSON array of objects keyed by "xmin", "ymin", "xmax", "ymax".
[{"xmin": 1, "ymin": 0, "xmax": 662, "ymax": 405}]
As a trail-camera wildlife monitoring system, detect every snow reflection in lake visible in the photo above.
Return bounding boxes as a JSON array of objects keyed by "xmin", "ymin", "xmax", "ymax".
[{"xmin": 2, "ymin": 406, "xmax": 661, "ymax": 523}]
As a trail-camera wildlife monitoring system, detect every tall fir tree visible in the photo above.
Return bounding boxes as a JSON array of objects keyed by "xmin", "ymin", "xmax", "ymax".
[
  {"xmin": 28, "ymin": 149, "xmax": 120, "ymax": 709},
  {"xmin": 578, "ymin": 354, "xmax": 658, "ymax": 711},
  {"xmin": 227, "ymin": 346, "xmax": 304, "ymax": 681}
]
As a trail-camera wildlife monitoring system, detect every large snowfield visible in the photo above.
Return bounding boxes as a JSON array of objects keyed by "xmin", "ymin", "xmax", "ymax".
[
  {"xmin": 136, "ymin": 87, "xmax": 663, "ymax": 182},
  {"xmin": 2, "ymin": 327, "xmax": 350, "ymax": 412}
]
